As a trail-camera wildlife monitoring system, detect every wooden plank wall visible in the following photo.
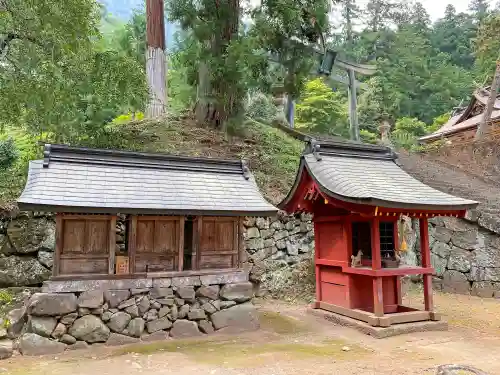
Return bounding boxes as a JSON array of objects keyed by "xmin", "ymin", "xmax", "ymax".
[
  {"xmin": 198, "ymin": 217, "xmax": 239, "ymax": 269},
  {"xmin": 56, "ymin": 215, "xmax": 115, "ymax": 276}
]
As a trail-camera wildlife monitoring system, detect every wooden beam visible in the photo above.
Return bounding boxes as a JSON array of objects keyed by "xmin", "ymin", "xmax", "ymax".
[
  {"xmin": 53, "ymin": 214, "xmax": 63, "ymax": 277},
  {"xmin": 109, "ymin": 216, "xmax": 116, "ymax": 275},
  {"xmin": 372, "ymin": 277, "xmax": 384, "ymax": 317},
  {"xmin": 314, "ymin": 221, "xmax": 322, "ymax": 303},
  {"xmin": 195, "ymin": 217, "xmax": 203, "ymax": 270},
  {"xmin": 128, "ymin": 216, "xmax": 138, "ymax": 275},
  {"xmin": 178, "ymin": 216, "xmax": 185, "ymax": 272},
  {"xmin": 318, "ymin": 302, "xmax": 380, "ymax": 326},
  {"xmin": 420, "ymin": 217, "xmax": 434, "ymax": 312}
]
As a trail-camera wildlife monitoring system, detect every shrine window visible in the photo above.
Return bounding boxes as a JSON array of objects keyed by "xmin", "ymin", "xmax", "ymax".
[
  {"xmin": 379, "ymin": 221, "xmax": 395, "ymax": 259},
  {"xmin": 350, "ymin": 221, "xmax": 396, "ymax": 260}
]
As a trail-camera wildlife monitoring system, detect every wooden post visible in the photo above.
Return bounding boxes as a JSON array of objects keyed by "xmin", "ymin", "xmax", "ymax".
[
  {"xmin": 420, "ymin": 217, "xmax": 434, "ymax": 312},
  {"xmin": 371, "ymin": 217, "xmax": 381, "ymax": 270},
  {"xmin": 128, "ymin": 216, "xmax": 138, "ymax": 274},
  {"xmin": 393, "ymin": 221, "xmax": 402, "ymax": 305},
  {"xmin": 53, "ymin": 214, "xmax": 63, "ymax": 277},
  {"xmin": 146, "ymin": 0, "xmax": 167, "ymax": 118},
  {"xmin": 372, "ymin": 277, "xmax": 384, "ymax": 317},
  {"xmin": 314, "ymin": 220, "xmax": 321, "ymax": 306},
  {"xmin": 108, "ymin": 216, "xmax": 117, "ymax": 275},
  {"xmin": 178, "ymin": 217, "xmax": 185, "ymax": 272},
  {"xmin": 194, "ymin": 217, "xmax": 203, "ymax": 270}
]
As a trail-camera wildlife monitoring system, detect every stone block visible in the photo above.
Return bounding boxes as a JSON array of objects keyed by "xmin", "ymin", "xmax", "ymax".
[
  {"xmin": 243, "ymin": 217, "xmax": 256, "ymax": 227},
  {"xmin": 150, "ymin": 287, "xmax": 173, "ymax": 299},
  {"xmin": 69, "ymin": 315, "xmax": 110, "ymax": 343},
  {"xmin": 246, "ymin": 238, "xmax": 264, "ymax": 251},
  {"xmin": 220, "ymin": 301, "xmax": 237, "ymax": 309},
  {"xmin": 104, "ymin": 290, "xmax": 131, "ymax": 309},
  {"xmin": 201, "ymin": 302, "xmax": 217, "ymax": 315},
  {"xmin": 51, "ymin": 323, "xmax": 67, "ymax": 339},
  {"xmin": 196, "ymin": 285, "xmax": 219, "ymax": 300},
  {"xmin": 483, "ymin": 268, "xmax": 500, "ymax": 282},
  {"xmin": 176, "ymin": 286, "xmax": 195, "ymax": 302},
  {"xmin": 138, "ymin": 296, "xmax": 150, "ymax": 315},
  {"xmin": 169, "ymin": 304, "xmax": 179, "ymax": 321},
  {"xmin": 178, "ymin": 304, "xmax": 189, "ymax": 319},
  {"xmin": 60, "ymin": 334, "xmax": 77, "ymax": 345},
  {"xmin": 255, "ymin": 218, "xmax": 269, "ymax": 230},
  {"xmin": 198, "ymin": 320, "xmax": 214, "ymax": 334},
  {"xmin": 108, "ymin": 311, "xmax": 132, "ymax": 333},
  {"xmin": 126, "ymin": 318, "xmax": 145, "ymax": 338},
  {"xmin": 450, "ymin": 230, "xmax": 479, "ymax": 250},
  {"xmin": 188, "ymin": 309, "xmax": 206, "ymax": 320},
  {"xmin": 276, "ymin": 239, "xmax": 286, "ymax": 250},
  {"xmin": 29, "ymin": 293, "xmax": 77, "ymax": 316},
  {"xmin": 158, "ymin": 306, "xmax": 170, "ymax": 318},
  {"xmin": 6, "ymin": 307, "xmax": 27, "ymax": 339},
  {"xmin": 433, "ymin": 227, "xmax": 452, "ymax": 244},
  {"xmin": 260, "ymin": 229, "xmax": 274, "ymax": 240},
  {"xmin": 147, "ymin": 317, "xmax": 172, "ymax": 333},
  {"xmin": 105, "ymin": 333, "xmax": 140, "ymax": 346},
  {"xmin": 442, "ymin": 270, "xmax": 470, "ymax": 295},
  {"xmin": 68, "ymin": 341, "xmax": 89, "ymax": 351},
  {"xmin": 152, "ymin": 278, "xmax": 172, "ymax": 288},
  {"xmin": 156, "ymin": 298, "xmax": 175, "ymax": 306},
  {"xmin": 38, "ymin": 251, "xmax": 54, "ymax": 269},
  {"xmin": 19, "ymin": 333, "xmax": 66, "ymax": 356},
  {"xmin": 172, "ymin": 276, "xmax": 201, "ymax": 288},
  {"xmin": 78, "ymin": 290, "xmax": 104, "ymax": 309},
  {"xmin": 447, "ymin": 248, "xmax": 472, "ymax": 273},
  {"xmin": 270, "ymin": 221, "xmax": 283, "ymax": 230},
  {"xmin": 210, "ymin": 304, "xmax": 259, "ymax": 331},
  {"xmin": 117, "ymin": 298, "xmax": 136, "ymax": 310},
  {"xmin": 431, "ymin": 242, "xmax": 452, "ymax": 259},
  {"xmin": 125, "ymin": 304, "xmax": 139, "ymax": 318},
  {"xmin": 220, "ymin": 282, "xmax": 253, "ymax": 303},
  {"xmin": 170, "ymin": 320, "xmax": 202, "ymax": 338},
  {"xmin": 273, "ymin": 230, "xmax": 288, "ymax": 242},
  {"xmin": 130, "ymin": 288, "xmax": 150, "ymax": 296},
  {"xmin": 60, "ymin": 312, "xmax": 78, "ymax": 325},
  {"xmin": 0, "ymin": 341, "xmax": 13, "ymax": 360},
  {"xmin": 144, "ymin": 309, "xmax": 158, "ymax": 322},
  {"xmin": 199, "ymin": 271, "xmax": 248, "ymax": 286},
  {"xmin": 246, "ymin": 227, "xmax": 260, "ymax": 239},
  {"xmin": 286, "ymin": 241, "xmax": 299, "ymax": 256}
]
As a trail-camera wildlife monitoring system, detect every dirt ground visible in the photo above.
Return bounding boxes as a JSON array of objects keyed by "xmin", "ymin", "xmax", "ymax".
[{"xmin": 3, "ymin": 290, "xmax": 500, "ymax": 375}]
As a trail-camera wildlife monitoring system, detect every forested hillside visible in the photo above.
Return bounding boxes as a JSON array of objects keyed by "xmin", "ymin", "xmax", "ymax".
[{"xmin": 1, "ymin": 0, "xmax": 500, "ymax": 206}]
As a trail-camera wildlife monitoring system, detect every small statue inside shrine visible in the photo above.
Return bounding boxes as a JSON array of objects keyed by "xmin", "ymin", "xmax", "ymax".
[{"xmin": 351, "ymin": 250, "xmax": 363, "ymax": 268}]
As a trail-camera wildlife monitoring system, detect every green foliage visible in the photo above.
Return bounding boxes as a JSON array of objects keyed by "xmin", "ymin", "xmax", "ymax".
[
  {"xmin": 474, "ymin": 14, "xmax": 500, "ymax": 80},
  {"xmin": 359, "ymin": 129, "xmax": 378, "ymax": 144},
  {"xmin": 245, "ymin": 92, "xmax": 278, "ymax": 124},
  {"xmin": 390, "ymin": 117, "xmax": 428, "ymax": 151},
  {"xmin": 0, "ymin": 290, "xmax": 14, "ymax": 305},
  {"xmin": 428, "ymin": 112, "xmax": 451, "ymax": 134},
  {"xmin": 295, "ymin": 79, "xmax": 349, "ymax": 136},
  {"xmin": 0, "ymin": 138, "xmax": 19, "ymax": 170},
  {"xmin": 0, "ymin": 0, "xmax": 148, "ymax": 144}
]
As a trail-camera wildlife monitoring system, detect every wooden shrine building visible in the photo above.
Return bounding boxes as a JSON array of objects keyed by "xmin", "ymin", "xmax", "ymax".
[
  {"xmin": 18, "ymin": 144, "xmax": 277, "ymax": 281},
  {"xmin": 280, "ymin": 139, "xmax": 478, "ymax": 329}
]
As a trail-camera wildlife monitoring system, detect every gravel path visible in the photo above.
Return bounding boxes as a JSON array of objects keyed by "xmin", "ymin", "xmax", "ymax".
[{"xmin": 3, "ymin": 291, "xmax": 500, "ymax": 375}]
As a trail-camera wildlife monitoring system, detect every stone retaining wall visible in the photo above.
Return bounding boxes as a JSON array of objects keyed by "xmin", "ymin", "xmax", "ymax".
[
  {"xmin": 429, "ymin": 217, "xmax": 500, "ymax": 298},
  {"xmin": 4, "ymin": 273, "xmax": 258, "ymax": 356}
]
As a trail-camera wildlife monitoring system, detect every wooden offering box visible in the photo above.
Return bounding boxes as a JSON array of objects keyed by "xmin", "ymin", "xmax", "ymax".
[{"xmin": 280, "ymin": 139, "xmax": 478, "ymax": 328}]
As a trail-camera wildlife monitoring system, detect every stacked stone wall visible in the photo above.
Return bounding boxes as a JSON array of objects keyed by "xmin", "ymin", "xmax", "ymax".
[{"xmin": 3, "ymin": 274, "xmax": 257, "ymax": 356}]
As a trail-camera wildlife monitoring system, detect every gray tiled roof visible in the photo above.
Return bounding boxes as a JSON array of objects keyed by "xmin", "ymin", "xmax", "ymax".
[
  {"xmin": 18, "ymin": 144, "xmax": 277, "ymax": 216},
  {"xmin": 281, "ymin": 140, "xmax": 478, "ymax": 211}
]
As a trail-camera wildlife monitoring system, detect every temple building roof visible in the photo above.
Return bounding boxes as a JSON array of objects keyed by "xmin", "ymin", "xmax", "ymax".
[
  {"xmin": 18, "ymin": 144, "xmax": 277, "ymax": 216},
  {"xmin": 280, "ymin": 139, "xmax": 478, "ymax": 212}
]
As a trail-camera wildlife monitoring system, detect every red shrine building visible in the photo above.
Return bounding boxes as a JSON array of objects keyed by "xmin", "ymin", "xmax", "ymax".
[{"xmin": 280, "ymin": 139, "xmax": 478, "ymax": 329}]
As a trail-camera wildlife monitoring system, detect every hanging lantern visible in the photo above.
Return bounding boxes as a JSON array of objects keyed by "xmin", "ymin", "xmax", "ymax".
[
  {"xmin": 318, "ymin": 49, "xmax": 337, "ymax": 76},
  {"xmin": 400, "ymin": 237, "xmax": 408, "ymax": 252}
]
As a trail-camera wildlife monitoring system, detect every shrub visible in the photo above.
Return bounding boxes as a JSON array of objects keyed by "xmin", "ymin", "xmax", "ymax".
[
  {"xmin": 0, "ymin": 138, "xmax": 19, "ymax": 170},
  {"xmin": 245, "ymin": 92, "xmax": 278, "ymax": 124}
]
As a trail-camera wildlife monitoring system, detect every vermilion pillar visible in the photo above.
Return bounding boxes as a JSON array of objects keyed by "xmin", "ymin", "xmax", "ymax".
[
  {"xmin": 371, "ymin": 218, "xmax": 384, "ymax": 317},
  {"xmin": 419, "ymin": 217, "xmax": 434, "ymax": 312}
]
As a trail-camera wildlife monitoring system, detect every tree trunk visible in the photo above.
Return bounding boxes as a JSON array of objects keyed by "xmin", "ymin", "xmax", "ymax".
[
  {"xmin": 195, "ymin": 0, "xmax": 240, "ymax": 130},
  {"xmin": 146, "ymin": 0, "xmax": 167, "ymax": 118},
  {"xmin": 476, "ymin": 61, "xmax": 500, "ymax": 140}
]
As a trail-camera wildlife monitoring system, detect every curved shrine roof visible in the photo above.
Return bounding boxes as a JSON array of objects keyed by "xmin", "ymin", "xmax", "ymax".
[
  {"xmin": 280, "ymin": 139, "xmax": 478, "ymax": 212},
  {"xmin": 18, "ymin": 144, "xmax": 277, "ymax": 216}
]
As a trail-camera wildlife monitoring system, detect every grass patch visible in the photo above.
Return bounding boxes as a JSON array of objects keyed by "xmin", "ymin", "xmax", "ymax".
[
  {"xmin": 115, "ymin": 336, "xmax": 368, "ymax": 367},
  {"xmin": 259, "ymin": 310, "xmax": 311, "ymax": 335}
]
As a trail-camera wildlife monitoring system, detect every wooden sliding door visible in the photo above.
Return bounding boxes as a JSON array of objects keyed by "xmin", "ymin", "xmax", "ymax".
[
  {"xmin": 55, "ymin": 215, "xmax": 116, "ymax": 276},
  {"xmin": 197, "ymin": 217, "xmax": 239, "ymax": 269}
]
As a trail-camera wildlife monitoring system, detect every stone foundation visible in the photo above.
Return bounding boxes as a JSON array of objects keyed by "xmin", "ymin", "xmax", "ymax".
[{"xmin": 6, "ymin": 272, "xmax": 259, "ymax": 356}]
